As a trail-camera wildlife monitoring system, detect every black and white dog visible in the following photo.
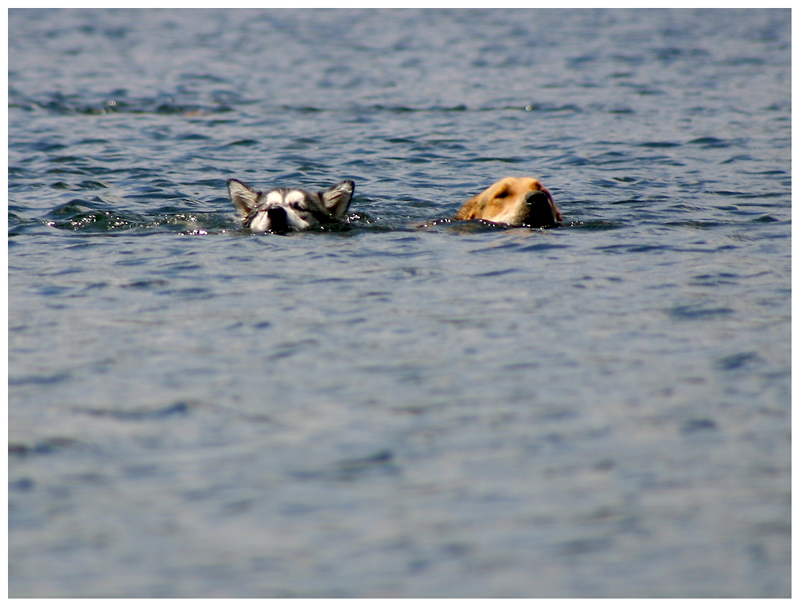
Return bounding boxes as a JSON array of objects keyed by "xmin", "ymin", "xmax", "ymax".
[{"xmin": 227, "ymin": 178, "xmax": 354, "ymax": 233}]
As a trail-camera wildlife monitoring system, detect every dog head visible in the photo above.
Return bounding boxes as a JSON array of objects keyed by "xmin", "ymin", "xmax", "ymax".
[
  {"xmin": 228, "ymin": 179, "xmax": 354, "ymax": 233},
  {"xmin": 455, "ymin": 177, "xmax": 562, "ymax": 227}
]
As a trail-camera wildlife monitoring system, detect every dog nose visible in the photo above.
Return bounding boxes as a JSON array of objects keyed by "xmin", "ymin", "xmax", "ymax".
[
  {"xmin": 524, "ymin": 190, "xmax": 558, "ymax": 228},
  {"xmin": 267, "ymin": 206, "xmax": 290, "ymax": 234}
]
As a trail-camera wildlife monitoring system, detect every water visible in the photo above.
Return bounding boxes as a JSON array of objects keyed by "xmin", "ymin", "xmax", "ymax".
[{"xmin": 8, "ymin": 8, "xmax": 790, "ymax": 597}]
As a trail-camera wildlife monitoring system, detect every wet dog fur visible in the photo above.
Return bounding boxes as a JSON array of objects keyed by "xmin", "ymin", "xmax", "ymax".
[
  {"xmin": 228, "ymin": 178, "xmax": 354, "ymax": 233},
  {"xmin": 456, "ymin": 177, "xmax": 561, "ymax": 227}
]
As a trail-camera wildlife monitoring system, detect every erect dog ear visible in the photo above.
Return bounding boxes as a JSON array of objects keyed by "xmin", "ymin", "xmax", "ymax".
[
  {"xmin": 320, "ymin": 180, "xmax": 354, "ymax": 220},
  {"xmin": 228, "ymin": 179, "xmax": 259, "ymax": 218}
]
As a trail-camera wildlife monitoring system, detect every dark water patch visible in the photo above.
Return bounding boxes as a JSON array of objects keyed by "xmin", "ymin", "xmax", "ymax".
[
  {"xmin": 470, "ymin": 240, "xmax": 570, "ymax": 255},
  {"xmin": 569, "ymin": 220, "xmax": 626, "ymax": 230},
  {"xmin": 180, "ymin": 133, "xmax": 211, "ymax": 141},
  {"xmin": 720, "ymin": 154, "xmax": 754, "ymax": 164},
  {"xmin": 37, "ymin": 284, "xmax": 73, "ymax": 297},
  {"xmin": 594, "ymin": 178, "xmax": 632, "ymax": 189},
  {"xmin": 638, "ymin": 141, "xmax": 682, "ymax": 148},
  {"xmin": 473, "ymin": 268, "xmax": 520, "ymax": 278},
  {"xmin": 664, "ymin": 220, "xmax": 730, "ymax": 230},
  {"xmin": 466, "ymin": 155, "xmax": 526, "ymax": 164},
  {"xmin": 742, "ymin": 169, "xmax": 788, "ymax": 177},
  {"xmin": 44, "ymin": 198, "xmax": 94, "ymax": 214},
  {"xmin": 292, "ymin": 449, "xmax": 398, "ymax": 482},
  {"xmin": 76, "ymin": 138, "xmax": 111, "ymax": 146},
  {"xmin": 267, "ymin": 339, "xmax": 320, "ymax": 361},
  {"xmin": 365, "ymin": 103, "xmax": 469, "ymax": 113},
  {"xmin": 122, "ymin": 278, "xmax": 169, "ymax": 290},
  {"xmin": 652, "ymin": 46, "xmax": 711, "ymax": 62},
  {"xmin": 45, "ymin": 166, "xmax": 90, "ymax": 176},
  {"xmin": 73, "ymin": 282, "xmax": 109, "ymax": 295},
  {"xmin": 61, "ymin": 239, "xmax": 107, "ymax": 250},
  {"xmin": 227, "ymin": 320, "xmax": 267, "ymax": 332},
  {"xmin": 49, "ymin": 180, "xmax": 108, "ymax": 190},
  {"xmin": 264, "ymin": 103, "xmax": 477, "ymax": 116},
  {"xmin": 76, "ymin": 401, "xmax": 193, "ymax": 421},
  {"xmin": 9, "ymin": 437, "xmax": 81, "ymax": 458},
  {"xmin": 155, "ymin": 261, "xmax": 204, "ymax": 273},
  {"xmin": 9, "ymin": 371, "xmax": 71, "ymax": 386},
  {"xmin": 587, "ymin": 151, "xmax": 630, "ymax": 164},
  {"xmin": 27, "ymin": 140, "xmax": 68, "ymax": 153},
  {"xmin": 719, "ymin": 56, "xmax": 766, "ymax": 66},
  {"xmin": 550, "ymin": 153, "xmax": 590, "ymax": 166},
  {"xmin": 597, "ymin": 243, "xmax": 673, "ymax": 254},
  {"xmin": 280, "ymin": 105, "xmax": 325, "ymax": 114},
  {"xmin": 518, "ymin": 242, "xmax": 571, "ymax": 253},
  {"xmin": 8, "ymin": 212, "xmax": 40, "ymax": 236},
  {"xmin": 9, "ymin": 478, "xmax": 36, "ymax": 492},
  {"xmin": 688, "ymin": 272, "xmax": 739, "ymax": 286},
  {"xmin": 555, "ymin": 537, "xmax": 613, "ymax": 556},
  {"xmin": 10, "ymin": 90, "xmax": 233, "ymax": 117},
  {"xmin": 226, "ymin": 139, "xmax": 260, "ymax": 147},
  {"xmin": 710, "ymin": 190, "xmax": 786, "ymax": 200},
  {"xmin": 688, "ymin": 137, "xmax": 733, "ymax": 148},
  {"xmin": 49, "ymin": 155, "xmax": 86, "ymax": 164},
  {"xmin": 715, "ymin": 351, "xmax": 762, "ymax": 371},
  {"xmin": 668, "ymin": 305, "xmax": 735, "ymax": 320},
  {"xmin": 621, "ymin": 84, "xmax": 665, "ymax": 96},
  {"xmin": 680, "ymin": 419, "xmax": 718, "ymax": 434}
]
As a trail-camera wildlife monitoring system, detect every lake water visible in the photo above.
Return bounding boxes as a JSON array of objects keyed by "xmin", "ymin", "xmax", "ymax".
[{"xmin": 8, "ymin": 8, "xmax": 791, "ymax": 598}]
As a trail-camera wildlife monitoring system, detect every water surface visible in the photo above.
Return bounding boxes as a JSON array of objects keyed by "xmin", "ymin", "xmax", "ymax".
[{"xmin": 9, "ymin": 8, "xmax": 790, "ymax": 597}]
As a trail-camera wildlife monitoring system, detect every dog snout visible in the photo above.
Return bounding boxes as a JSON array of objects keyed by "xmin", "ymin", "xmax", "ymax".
[
  {"xmin": 524, "ymin": 190, "xmax": 559, "ymax": 228},
  {"xmin": 267, "ymin": 206, "xmax": 290, "ymax": 234}
]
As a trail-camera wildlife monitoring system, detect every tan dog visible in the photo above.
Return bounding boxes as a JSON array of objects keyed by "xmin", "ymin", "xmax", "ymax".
[{"xmin": 456, "ymin": 177, "xmax": 562, "ymax": 227}]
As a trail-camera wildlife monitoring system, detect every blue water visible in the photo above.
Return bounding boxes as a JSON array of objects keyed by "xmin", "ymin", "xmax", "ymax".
[{"xmin": 8, "ymin": 8, "xmax": 790, "ymax": 597}]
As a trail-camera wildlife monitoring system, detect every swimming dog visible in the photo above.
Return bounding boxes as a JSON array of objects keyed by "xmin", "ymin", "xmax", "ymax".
[
  {"xmin": 227, "ymin": 178, "xmax": 354, "ymax": 233},
  {"xmin": 456, "ymin": 177, "xmax": 562, "ymax": 227}
]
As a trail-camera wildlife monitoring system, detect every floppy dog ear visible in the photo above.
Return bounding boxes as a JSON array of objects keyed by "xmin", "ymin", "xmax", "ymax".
[
  {"xmin": 455, "ymin": 194, "xmax": 484, "ymax": 220},
  {"xmin": 228, "ymin": 179, "xmax": 259, "ymax": 218},
  {"xmin": 320, "ymin": 180, "xmax": 354, "ymax": 220}
]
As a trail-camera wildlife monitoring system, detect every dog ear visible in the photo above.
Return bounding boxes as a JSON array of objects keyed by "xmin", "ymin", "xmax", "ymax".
[
  {"xmin": 455, "ymin": 194, "xmax": 483, "ymax": 220},
  {"xmin": 320, "ymin": 180, "xmax": 354, "ymax": 220},
  {"xmin": 228, "ymin": 179, "xmax": 259, "ymax": 218}
]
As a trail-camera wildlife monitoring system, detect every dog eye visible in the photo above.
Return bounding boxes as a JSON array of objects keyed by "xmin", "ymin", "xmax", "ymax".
[
  {"xmin": 290, "ymin": 201, "xmax": 307, "ymax": 211},
  {"xmin": 496, "ymin": 190, "xmax": 509, "ymax": 198}
]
